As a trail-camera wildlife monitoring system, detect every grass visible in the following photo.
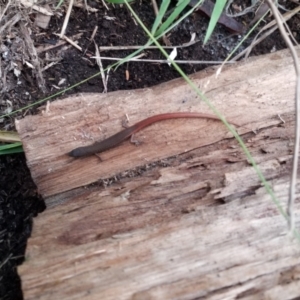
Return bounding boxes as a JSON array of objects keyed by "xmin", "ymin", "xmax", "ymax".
[{"xmin": 0, "ymin": 142, "xmax": 23, "ymax": 155}]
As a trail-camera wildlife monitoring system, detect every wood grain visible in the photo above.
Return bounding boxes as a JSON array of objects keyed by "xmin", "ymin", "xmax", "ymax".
[
  {"xmin": 16, "ymin": 48, "xmax": 294, "ymax": 199},
  {"xmin": 17, "ymin": 47, "xmax": 300, "ymax": 299},
  {"xmin": 19, "ymin": 118, "xmax": 300, "ymax": 299}
]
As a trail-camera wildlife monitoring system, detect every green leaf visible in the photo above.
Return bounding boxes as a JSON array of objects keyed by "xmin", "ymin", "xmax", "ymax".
[
  {"xmin": 0, "ymin": 142, "xmax": 23, "ymax": 155},
  {"xmin": 155, "ymin": 0, "xmax": 191, "ymax": 37},
  {"xmin": 203, "ymin": 0, "xmax": 227, "ymax": 44},
  {"xmin": 151, "ymin": 0, "xmax": 171, "ymax": 35},
  {"xmin": 56, "ymin": 0, "xmax": 65, "ymax": 9}
]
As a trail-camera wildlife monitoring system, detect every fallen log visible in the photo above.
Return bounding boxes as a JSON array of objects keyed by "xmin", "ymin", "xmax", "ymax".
[{"xmin": 17, "ymin": 47, "xmax": 300, "ymax": 300}]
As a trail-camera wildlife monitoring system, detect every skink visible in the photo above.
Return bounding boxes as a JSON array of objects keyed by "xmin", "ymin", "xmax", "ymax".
[{"xmin": 68, "ymin": 112, "xmax": 239, "ymax": 158}]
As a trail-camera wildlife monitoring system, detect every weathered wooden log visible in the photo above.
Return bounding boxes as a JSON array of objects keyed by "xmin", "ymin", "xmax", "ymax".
[{"xmin": 17, "ymin": 48, "xmax": 300, "ymax": 300}]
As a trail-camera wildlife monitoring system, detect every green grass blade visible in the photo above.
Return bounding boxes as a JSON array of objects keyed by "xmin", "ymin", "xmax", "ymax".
[
  {"xmin": 0, "ymin": 142, "xmax": 23, "ymax": 155},
  {"xmin": 113, "ymin": 0, "xmax": 203, "ymax": 70},
  {"xmin": 204, "ymin": 0, "xmax": 226, "ymax": 44},
  {"xmin": 55, "ymin": 0, "xmax": 64, "ymax": 9},
  {"xmin": 155, "ymin": 0, "xmax": 192, "ymax": 37},
  {"xmin": 151, "ymin": 0, "xmax": 171, "ymax": 35}
]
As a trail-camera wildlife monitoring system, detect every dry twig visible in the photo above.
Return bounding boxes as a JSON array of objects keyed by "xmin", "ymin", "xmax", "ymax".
[
  {"xmin": 60, "ymin": 0, "xmax": 74, "ymax": 37},
  {"xmin": 36, "ymin": 33, "xmax": 83, "ymax": 53},
  {"xmin": 99, "ymin": 39, "xmax": 200, "ymax": 51},
  {"xmin": 91, "ymin": 56, "xmax": 235, "ymax": 65},
  {"xmin": 20, "ymin": 22, "xmax": 46, "ymax": 92},
  {"xmin": 232, "ymin": 5, "xmax": 300, "ymax": 61},
  {"xmin": 54, "ymin": 33, "xmax": 82, "ymax": 51},
  {"xmin": 95, "ymin": 43, "xmax": 108, "ymax": 93}
]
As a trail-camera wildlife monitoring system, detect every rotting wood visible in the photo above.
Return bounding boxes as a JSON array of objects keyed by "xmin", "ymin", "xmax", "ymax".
[
  {"xmin": 17, "ymin": 48, "xmax": 300, "ymax": 299},
  {"xmin": 18, "ymin": 116, "xmax": 300, "ymax": 299},
  {"xmin": 16, "ymin": 48, "xmax": 296, "ymax": 201}
]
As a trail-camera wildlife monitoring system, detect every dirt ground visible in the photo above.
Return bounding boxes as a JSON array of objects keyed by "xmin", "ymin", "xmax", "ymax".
[{"xmin": 1, "ymin": 1, "xmax": 299, "ymax": 299}]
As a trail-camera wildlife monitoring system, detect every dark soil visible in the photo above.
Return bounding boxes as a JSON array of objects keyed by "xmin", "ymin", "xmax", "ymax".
[
  {"xmin": 0, "ymin": 155, "xmax": 45, "ymax": 300},
  {"xmin": 1, "ymin": 1, "xmax": 300, "ymax": 299}
]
